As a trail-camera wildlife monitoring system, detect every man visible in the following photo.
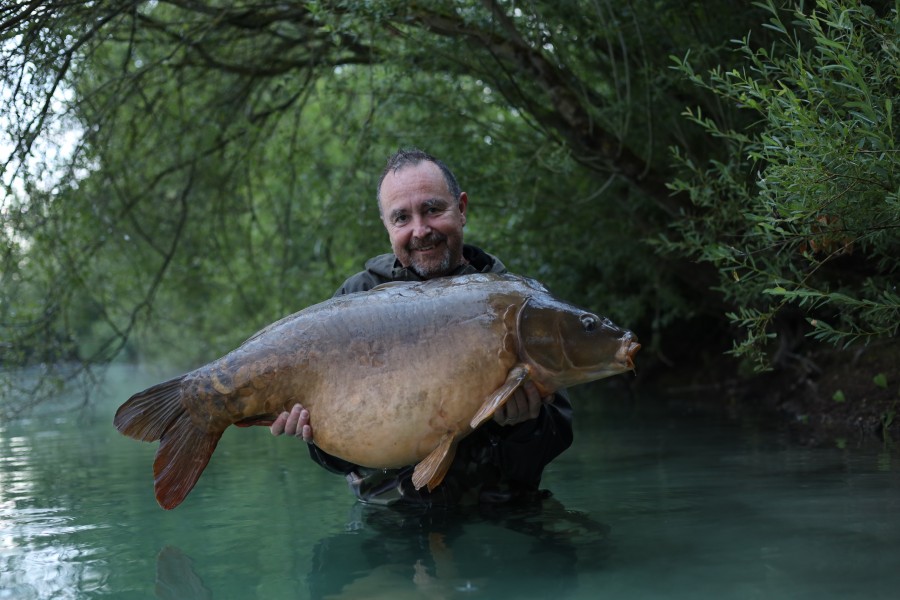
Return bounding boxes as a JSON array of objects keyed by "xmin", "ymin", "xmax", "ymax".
[{"xmin": 271, "ymin": 148, "xmax": 573, "ymax": 506}]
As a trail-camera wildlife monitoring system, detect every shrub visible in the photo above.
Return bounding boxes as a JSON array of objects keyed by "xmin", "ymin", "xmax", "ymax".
[{"xmin": 663, "ymin": 0, "xmax": 899, "ymax": 371}]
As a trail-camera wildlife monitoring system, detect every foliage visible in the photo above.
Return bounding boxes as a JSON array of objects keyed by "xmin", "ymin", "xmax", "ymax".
[
  {"xmin": 2, "ymin": 0, "xmax": 742, "ymax": 414},
  {"xmin": 664, "ymin": 0, "xmax": 899, "ymax": 371},
  {"xmin": 1, "ymin": 0, "xmax": 896, "ymax": 416}
]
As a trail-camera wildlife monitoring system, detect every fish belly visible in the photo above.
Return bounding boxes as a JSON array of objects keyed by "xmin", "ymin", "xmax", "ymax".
[{"xmin": 305, "ymin": 300, "xmax": 515, "ymax": 467}]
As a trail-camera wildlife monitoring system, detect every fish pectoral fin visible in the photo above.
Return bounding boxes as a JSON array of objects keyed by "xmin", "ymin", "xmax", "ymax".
[
  {"xmin": 469, "ymin": 364, "xmax": 530, "ymax": 429},
  {"xmin": 412, "ymin": 433, "xmax": 458, "ymax": 492}
]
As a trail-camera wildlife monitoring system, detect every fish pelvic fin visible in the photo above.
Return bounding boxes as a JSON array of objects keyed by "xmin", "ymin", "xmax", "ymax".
[
  {"xmin": 469, "ymin": 364, "xmax": 530, "ymax": 429},
  {"xmin": 153, "ymin": 415, "xmax": 222, "ymax": 510},
  {"xmin": 412, "ymin": 433, "xmax": 458, "ymax": 492}
]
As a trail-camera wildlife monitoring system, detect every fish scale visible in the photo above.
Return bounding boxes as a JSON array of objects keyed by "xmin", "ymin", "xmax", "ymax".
[{"xmin": 114, "ymin": 273, "xmax": 640, "ymax": 509}]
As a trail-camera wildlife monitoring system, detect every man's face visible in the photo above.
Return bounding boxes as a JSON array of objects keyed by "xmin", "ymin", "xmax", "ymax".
[{"xmin": 379, "ymin": 161, "xmax": 468, "ymax": 279}]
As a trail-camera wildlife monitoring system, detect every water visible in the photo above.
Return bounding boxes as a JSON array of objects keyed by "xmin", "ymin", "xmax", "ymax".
[{"xmin": 1, "ymin": 365, "xmax": 898, "ymax": 599}]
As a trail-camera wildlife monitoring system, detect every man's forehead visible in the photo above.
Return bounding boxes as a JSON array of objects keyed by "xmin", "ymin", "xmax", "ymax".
[
  {"xmin": 387, "ymin": 196, "xmax": 450, "ymax": 215},
  {"xmin": 381, "ymin": 163, "xmax": 453, "ymax": 206}
]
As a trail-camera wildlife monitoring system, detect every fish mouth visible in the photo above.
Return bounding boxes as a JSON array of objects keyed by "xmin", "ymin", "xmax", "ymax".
[
  {"xmin": 625, "ymin": 341, "xmax": 641, "ymax": 370},
  {"xmin": 618, "ymin": 333, "xmax": 640, "ymax": 371}
]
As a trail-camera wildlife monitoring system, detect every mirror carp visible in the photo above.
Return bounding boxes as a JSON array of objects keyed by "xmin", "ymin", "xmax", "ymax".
[{"xmin": 114, "ymin": 273, "xmax": 640, "ymax": 509}]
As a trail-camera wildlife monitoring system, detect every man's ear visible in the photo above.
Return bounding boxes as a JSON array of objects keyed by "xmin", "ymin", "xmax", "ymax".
[{"xmin": 458, "ymin": 192, "xmax": 468, "ymax": 226}]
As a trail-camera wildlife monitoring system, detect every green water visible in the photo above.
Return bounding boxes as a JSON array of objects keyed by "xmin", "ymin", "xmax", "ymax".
[{"xmin": 2, "ymin": 365, "xmax": 898, "ymax": 599}]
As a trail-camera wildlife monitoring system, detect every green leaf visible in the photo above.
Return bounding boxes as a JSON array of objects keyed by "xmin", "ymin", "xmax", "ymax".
[
  {"xmin": 873, "ymin": 373, "xmax": 888, "ymax": 389},
  {"xmin": 832, "ymin": 390, "xmax": 846, "ymax": 403}
]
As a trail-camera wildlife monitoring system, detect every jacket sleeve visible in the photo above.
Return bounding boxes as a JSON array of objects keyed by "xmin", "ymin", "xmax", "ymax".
[
  {"xmin": 306, "ymin": 444, "xmax": 358, "ymax": 475},
  {"xmin": 494, "ymin": 389, "xmax": 574, "ymax": 486}
]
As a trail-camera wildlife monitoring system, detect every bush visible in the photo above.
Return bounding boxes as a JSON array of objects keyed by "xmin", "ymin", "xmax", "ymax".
[{"xmin": 663, "ymin": 0, "xmax": 899, "ymax": 371}]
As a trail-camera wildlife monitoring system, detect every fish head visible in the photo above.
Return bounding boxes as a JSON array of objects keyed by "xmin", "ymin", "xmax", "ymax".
[{"xmin": 517, "ymin": 296, "xmax": 640, "ymax": 391}]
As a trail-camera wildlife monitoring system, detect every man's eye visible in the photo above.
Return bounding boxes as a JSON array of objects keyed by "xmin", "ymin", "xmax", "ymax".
[{"xmin": 393, "ymin": 214, "xmax": 408, "ymax": 225}]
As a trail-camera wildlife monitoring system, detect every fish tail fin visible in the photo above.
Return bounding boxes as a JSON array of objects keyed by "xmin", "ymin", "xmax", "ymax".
[
  {"xmin": 114, "ymin": 375, "xmax": 222, "ymax": 510},
  {"xmin": 153, "ymin": 415, "xmax": 222, "ymax": 510},
  {"xmin": 114, "ymin": 376, "xmax": 187, "ymax": 441}
]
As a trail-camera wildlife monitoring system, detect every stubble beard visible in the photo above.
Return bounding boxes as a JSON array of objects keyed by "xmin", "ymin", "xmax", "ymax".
[
  {"xmin": 406, "ymin": 233, "xmax": 459, "ymax": 279},
  {"xmin": 409, "ymin": 250, "xmax": 453, "ymax": 279}
]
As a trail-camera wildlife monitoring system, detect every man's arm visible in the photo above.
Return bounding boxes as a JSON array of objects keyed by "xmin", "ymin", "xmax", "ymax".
[{"xmin": 493, "ymin": 389, "xmax": 574, "ymax": 486}]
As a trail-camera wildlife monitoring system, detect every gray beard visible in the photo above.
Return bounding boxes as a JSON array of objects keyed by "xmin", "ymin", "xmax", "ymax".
[{"xmin": 409, "ymin": 249, "xmax": 453, "ymax": 279}]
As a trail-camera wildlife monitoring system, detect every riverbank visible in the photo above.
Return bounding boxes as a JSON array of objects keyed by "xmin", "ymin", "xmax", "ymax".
[
  {"xmin": 650, "ymin": 340, "xmax": 900, "ymax": 448},
  {"xmin": 756, "ymin": 341, "xmax": 899, "ymax": 446}
]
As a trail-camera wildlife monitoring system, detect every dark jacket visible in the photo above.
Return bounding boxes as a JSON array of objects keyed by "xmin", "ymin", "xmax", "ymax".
[{"xmin": 307, "ymin": 245, "xmax": 574, "ymax": 506}]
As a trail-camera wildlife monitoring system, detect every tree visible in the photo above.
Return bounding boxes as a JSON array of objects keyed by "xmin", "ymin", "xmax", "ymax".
[{"xmin": 2, "ymin": 1, "xmax": 896, "ymax": 418}]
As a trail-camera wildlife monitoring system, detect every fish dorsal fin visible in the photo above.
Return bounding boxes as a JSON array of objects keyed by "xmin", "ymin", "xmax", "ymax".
[
  {"xmin": 370, "ymin": 281, "xmax": 411, "ymax": 291},
  {"xmin": 412, "ymin": 433, "xmax": 458, "ymax": 491},
  {"xmin": 469, "ymin": 364, "xmax": 530, "ymax": 429}
]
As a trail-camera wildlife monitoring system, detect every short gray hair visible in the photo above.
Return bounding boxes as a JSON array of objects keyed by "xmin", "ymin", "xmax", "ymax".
[{"xmin": 376, "ymin": 148, "xmax": 461, "ymax": 214}]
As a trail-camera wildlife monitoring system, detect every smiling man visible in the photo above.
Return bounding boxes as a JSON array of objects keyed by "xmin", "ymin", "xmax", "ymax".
[
  {"xmin": 271, "ymin": 148, "xmax": 574, "ymax": 507},
  {"xmin": 378, "ymin": 154, "xmax": 467, "ymax": 278}
]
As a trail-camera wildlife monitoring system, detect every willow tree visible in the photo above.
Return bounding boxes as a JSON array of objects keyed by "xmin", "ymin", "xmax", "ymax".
[{"xmin": 2, "ymin": 1, "xmax": 896, "ymax": 417}]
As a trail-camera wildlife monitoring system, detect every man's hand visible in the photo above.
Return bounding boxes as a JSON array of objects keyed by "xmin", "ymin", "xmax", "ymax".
[
  {"xmin": 270, "ymin": 403, "xmax": 313, "ymax": 442},
  {"xmin": 493, "ymin": 381, "xmax": 553, "ymax": 426}
]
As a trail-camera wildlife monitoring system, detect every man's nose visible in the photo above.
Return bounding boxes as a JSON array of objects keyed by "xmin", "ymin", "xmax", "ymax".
[{"xmin": 411, "ymin": 217, "xmax": 432, "ymax": 238}]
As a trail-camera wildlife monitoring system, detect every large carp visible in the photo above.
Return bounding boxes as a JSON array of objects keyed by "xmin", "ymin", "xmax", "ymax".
[{"xmin": 115, "ymin": 273, "xmax": 640, "ymax": 509}]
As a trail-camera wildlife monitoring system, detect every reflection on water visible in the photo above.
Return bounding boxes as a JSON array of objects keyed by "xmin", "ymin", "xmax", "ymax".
[
  {"xmin": 156, "ymin": 547, "xmax": 212, "ymax": 600},
  {"xmin": 155, "ymin": 499, "xmax": 609, "ymax": 600},
  {"xmin": 307, "ymin": 499, "xmax": 609, "ymax": 600},
  {"xmin": 1, "ymin": 366, "xmax": 899, "ymax": 599},
  {"xmin": 0, "ymin": 423, "xmax": 105, "ymax": 599}
]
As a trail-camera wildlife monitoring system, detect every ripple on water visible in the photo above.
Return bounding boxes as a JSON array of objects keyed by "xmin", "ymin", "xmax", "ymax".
[{"xmin": 1, "ymin": 505, "xmax": 107, "ymax": 600}]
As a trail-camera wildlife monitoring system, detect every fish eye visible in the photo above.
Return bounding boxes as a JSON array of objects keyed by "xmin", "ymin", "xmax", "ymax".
[{"xmin": 580, "ymin": 315, "xmax": 597, "ymax": 332}]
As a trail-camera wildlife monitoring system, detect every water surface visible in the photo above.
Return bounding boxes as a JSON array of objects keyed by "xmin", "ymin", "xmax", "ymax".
[{"xmin": 1, "ymin": 366, "xmax": 897, "ymax": 599}]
